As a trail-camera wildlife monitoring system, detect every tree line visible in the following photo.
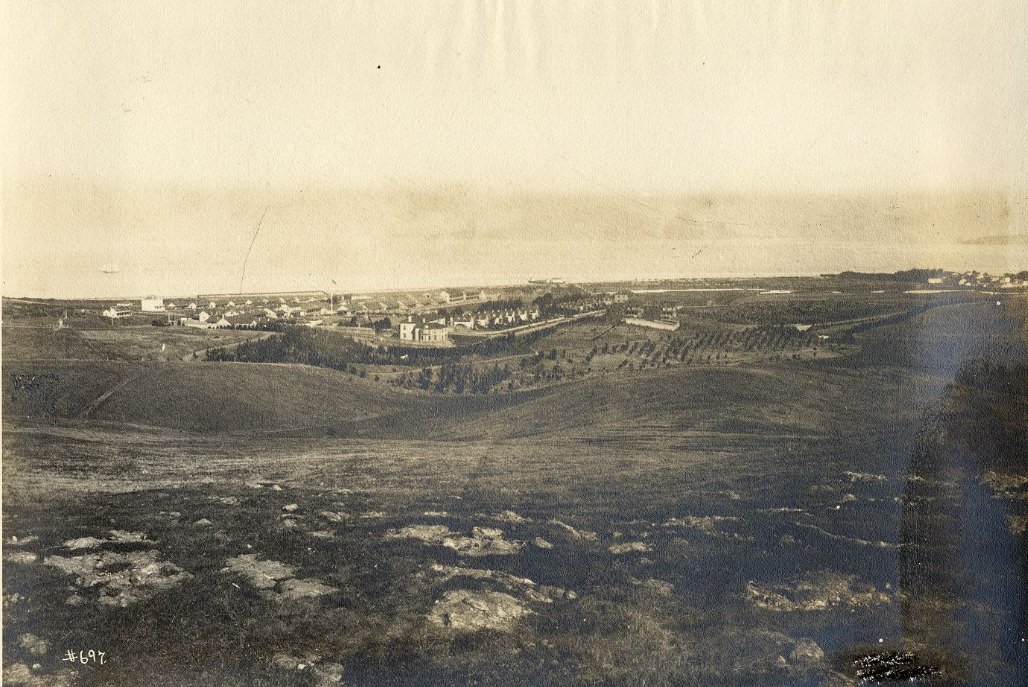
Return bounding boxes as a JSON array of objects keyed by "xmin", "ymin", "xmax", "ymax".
[
  {"xmin": 204, "ymin": 326, "xmax": 549, "ymax": 392},
  {"xmin": 394, "ymin": 362, "xmax": 514, "ymax": 394}
]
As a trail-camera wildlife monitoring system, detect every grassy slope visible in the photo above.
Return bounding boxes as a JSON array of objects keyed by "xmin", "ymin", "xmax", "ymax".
[
  {"xmin": 2, "ymin": 323, "xmax": 265, "ymax": 362},
  {"xmin": 429, "ymin": 362, "xmax": 944, "ymax": 442},
  {"xmin": 2, "ymin": 361, "xmax": 429, "ymax": 433},
  {"xmin": 4, "ymin": 299, "xmax": 1020, "ymax": 439},
  {"xmin": 3, "ymin": 360, "xmax": 139, "ymax": 421},
  {"xmin": 4, "ymin": 356, "xmax": 929, "ymax": 441}
]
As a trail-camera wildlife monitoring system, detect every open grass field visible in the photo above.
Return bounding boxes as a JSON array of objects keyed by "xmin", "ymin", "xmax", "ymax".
[
  {"xmin": 3, "ymin": 324, "xmax": 267, "ymax": 363},
  {"xmin": 0, "ymin": 420, "xmax": 937, "ymax": 686},
  {"xmin": 2, "ymin": 361, "xmax": 437, "ymax": 434},
  {"xmin": 2, "ymin": 291, "xmax": 1026, "ymax": 686}
]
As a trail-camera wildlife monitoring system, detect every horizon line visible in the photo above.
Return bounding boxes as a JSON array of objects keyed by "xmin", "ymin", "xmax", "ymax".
[{"xmin": 5, "ymin": 266, "xmax": 1018, "ymax": 302}]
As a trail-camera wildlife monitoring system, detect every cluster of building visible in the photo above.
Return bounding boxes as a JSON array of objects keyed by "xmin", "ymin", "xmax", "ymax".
[
  {"xmin": 99, "ymin": 288, "xmax": 609, "ymax": 341},
  {"xmin": 464, "ymin": 307, "xmax": 542, "ymax": 329},
  {"xmin": 609, "ymin": 297, "xmax": 684, "ymax": 331},
  {"xmin": 348, "ymin": 290, "xmax": 497, "ymax": 314},
  {"xmin": 921, "ymin": 271, "xmax": 1028, "ymax": 289},
  {"xmin": 398, "ymin": 306, "xmax": 544, "ymax": 343},
  {"xmin": 102, "ymin": 294, "xmax": 340, "ymax": 329}
]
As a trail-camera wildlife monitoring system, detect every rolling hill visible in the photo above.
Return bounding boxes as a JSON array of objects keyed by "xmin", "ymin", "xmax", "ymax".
[
  {"xmin": 4, "ymin": 357, "xmax": 949, "ymax": 443},
  {"xmin": 421, "ymin": 362, "xmax": 948, "ymax": 443},
  {"xmin": 2, "ymin": 361, "xmax": 430, "ymax": 434}
]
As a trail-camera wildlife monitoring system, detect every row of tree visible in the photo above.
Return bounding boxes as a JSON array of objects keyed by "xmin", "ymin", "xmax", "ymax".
[
  {"xmin": 204, "ymin": 326, "xmax": 556, "ymax": 395},
  {"xmin": 208, "ymin": 327, "xmax": 539, "ymax": 367},
  {"xmin": 394, "ymin": 362, "xmax": 514, "ymax": 394}
]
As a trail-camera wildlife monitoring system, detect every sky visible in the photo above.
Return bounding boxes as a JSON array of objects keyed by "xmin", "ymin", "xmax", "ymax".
[{"xmin": 3, "ymin": 1, "xmax": 1027, "ymax": 297}]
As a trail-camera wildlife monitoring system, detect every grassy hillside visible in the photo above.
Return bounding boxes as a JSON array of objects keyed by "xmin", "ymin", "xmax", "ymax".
[
  {"xmin": 2, "ymin": 323, "xmax": 265, "ymax": 362},
  {"xmin": 4, "ymin": 360, "xmax": 139, "ymax": 422},
  {"xmin": 851, "ymin": 298, "xmax": 1027, "ymax": 372},
  {"xmin": 7, "ymin": 295, "xmax": 1017, "ymax": 439},
  {"xmin": 2, "ymin": 361, "xmax": 429, "ymax": 434},
  {"xmin": 3, "ymin": 357, "xmax": 947, "ymax": 442},
  {"xmin": 430, "ymin": 362, "xmax": 946, "ymax": 443}
]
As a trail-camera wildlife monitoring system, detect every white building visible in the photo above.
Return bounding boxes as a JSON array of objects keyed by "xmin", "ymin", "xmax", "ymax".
[
  {"xmin": 399, "ymin": 321, "xmax": 419, "ymax": 341},
  {"xmin": 141, "ymin": 296, "xmax": 165, "ymax": 312},
  {"xmin": 625, "ymin": 317, "xmax": 679, "ymax": 331},
  {"xmin": 419, "ymin": 323, "xmax": 451, "ymax": 342},
  {"xmin": 399, "ymin": 319, "xmax": 451, "ymax": 343}
]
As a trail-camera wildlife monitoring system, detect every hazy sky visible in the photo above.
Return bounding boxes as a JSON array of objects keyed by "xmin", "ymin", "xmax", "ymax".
[{"xmin": 3, "ymin": 1, "xmax": 1027, "ymax": 297}]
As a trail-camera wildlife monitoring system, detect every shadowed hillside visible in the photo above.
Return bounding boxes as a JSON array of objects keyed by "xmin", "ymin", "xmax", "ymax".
[
  {"xmin": 0, "ymin": 357, "xmax": 984, "ymax": 449},
  {"xmin": 419, "ymin": 363, "xmax": 948, "ymax": 442},
  {"xmin": 4, "ymin": 358, "xmax": 948, "ymax": 442},
  {"xmin": 2, "ymin": 362, "xmax": 429, "ymax": 434}
]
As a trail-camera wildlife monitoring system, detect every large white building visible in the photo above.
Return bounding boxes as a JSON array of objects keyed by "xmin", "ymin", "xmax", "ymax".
[
  {"xmin": 624, "ymin": 317, "xmax": 680, "ymax": 331},
  {"xmin": 399, "ymin": 321, "xmax": 419, "ymax": 340},
  {"xmin": 399, "ymin": 319, "xmax": 451, "ymax": 343},
  {"xmin": 418, "ymin": 323, "xmax": 451, "ymax": 342},
  {"xmin": 141, "ymin": 296, "xmax": 165, "ymax": 312}
]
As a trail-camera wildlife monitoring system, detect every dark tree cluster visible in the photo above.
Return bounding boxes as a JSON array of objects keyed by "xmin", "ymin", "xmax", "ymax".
[
  {"xmin": 394, "ymin": 362, "xmax": 513, "ymax": 394},
  {"xmin": 205, "ymin": 326, "xmax": 550, "ymax": 394}
]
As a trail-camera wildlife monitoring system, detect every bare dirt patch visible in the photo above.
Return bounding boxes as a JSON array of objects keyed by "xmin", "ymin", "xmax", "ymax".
[
  {"xmin": 428, "ymin": 590, "xmax": 534, "ymax": 632},
  {"xmin": 221, "ymin": 553, "xmax": 296, "ymax": 589},
  {"xmin": 746, "ymin": 570, "xmax": 891, "ymax": 612},
  {"xmin": 44, "ymin": 549, "xmax": 191, "ymax": 607},
  {"xmin": 386, "ymin": 524, "xmax": 526, "ymax": 556}
]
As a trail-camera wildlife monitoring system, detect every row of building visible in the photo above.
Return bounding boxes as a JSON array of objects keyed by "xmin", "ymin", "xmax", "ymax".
[
  {"xmin": 397, "ymin": 307, "xmax": 545, "ymax": 342},
  {"xmin": 926, "ymin": 271, "xmax": 1028, "ymax": 288}
]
